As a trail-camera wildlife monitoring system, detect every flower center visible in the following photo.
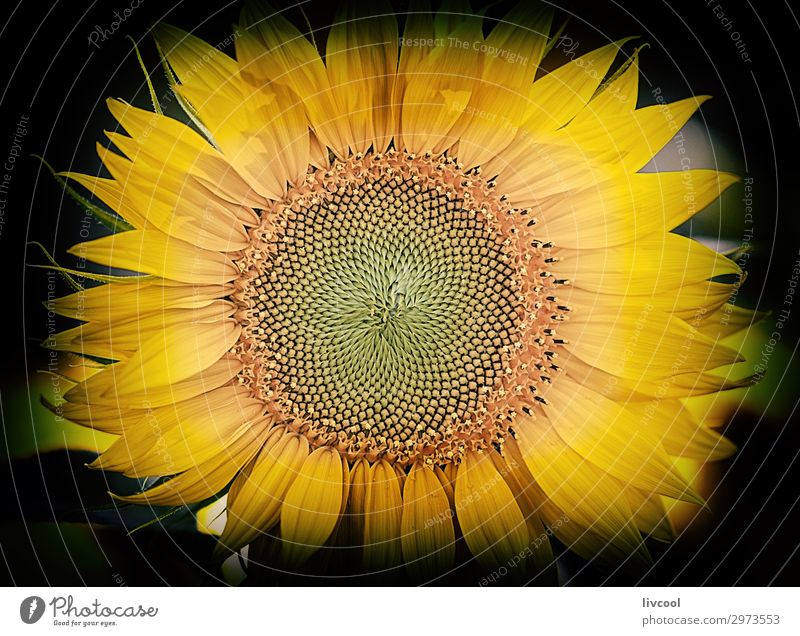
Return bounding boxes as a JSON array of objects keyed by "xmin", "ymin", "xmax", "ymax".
[{"xmin": 235, "ymin": 151, "xmax": 567, "ymax": 465}]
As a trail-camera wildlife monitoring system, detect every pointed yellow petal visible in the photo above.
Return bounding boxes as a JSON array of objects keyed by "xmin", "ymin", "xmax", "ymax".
[
  {"xmin": 626, "ymin": 487, "xmax": 675, "ymax": 542},
  {"xmin": 636, "ymin": 400, "xmax": 738, "ymax": 461},
  {"xmin": 341, "ymin": 458, "xmax": 369, "ymax": 547},
  {"xmin": 560, "ymin": 298, "xmax": 743, "ymax": 380},
  {"xmin": 106, "ymin": 99, "xmax": 266, "ymax": 209},
  {"xmin": 523, "ymin": 39, "xmax": 633, "ymax": 132},
  {"xmin": 505, "ymin": 437, "xmax": 643, "ymax": 572},
  {"xmin": 567, "ymin": 96, "xmax": 710, "ymax": 172},
  {"xmin": 553, "ymin": 232, "xmax": 741, "ymax": 295},
  {"xmin": 153, "ymin": 23, "xmax": 241, "ymax": 100},
  {"xmin": 542, "ymin": 377, "xmax": 703, "ymax": 503},
  {"xmin": 576, "ymin": 47, "xmax": 642, "ymax": 119},
  {"xmin": 49, "ymin": 280, "xmax": 231, "ymax": 322},
  {"xmin": 399, "ymin": 8, "xmax": 483, "ymax": 154},
  {"xmin": 64, "ymin": 355, "xmax": 242, "ymax": 409},
  {"xmin": 561, "ymin": 347, "xmax": 748, "ymax": 402},
  {"xmin": 76, "ymin": 318, "xmax": 240, "ymax": 399},
  {"xmin": 494, "ymin": 445, "xmax": 557, "ymax": 583},
  {"xmin": 115, "ymin": 418, "xmax": 271, "ymax": 505},
  {"xmin": 515, "ymin": 417, "xmax": 651, "ymax": 568},
  {"xmin": 47, "ymin": 301, "xmax": 234, "ymax": 362},
  {"xmin": 537, "ymin": 171, "xmax": 740, "ymax": 249},
  {"xmin": 446, "ymin": 4, "xmax": 552, "ymax": 167},
  {"xmin": 97, "ymin": 144, "xmax": 250, "ymax": 251},
  {"xmin": 92, "ymin": 385, "xmax": 262, "ymax": 477},
  {"xmin": 68, "ymin": 229, "xmax": 238, "ymax": 284}
]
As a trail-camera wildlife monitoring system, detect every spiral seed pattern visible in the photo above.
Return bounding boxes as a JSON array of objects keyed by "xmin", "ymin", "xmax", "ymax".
[{"xmin": 235, "ymin": 152, "xmax": 566, "ymax": 465}]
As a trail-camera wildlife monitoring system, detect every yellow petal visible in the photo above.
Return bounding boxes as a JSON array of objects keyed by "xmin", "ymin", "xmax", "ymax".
[
  {"xmin": 363, "ymin": 460, "xmax": 403, "ymax": 570},
  {"xmin": 47, "ymin": 301, "xmax": 234, "ymax": 362},
  {"xmin": 65, "ymin": 355, "xmax": 242, "ymax": 409},
  {"xmin": 394, "ymin": 0, "xmax": 434, "ymax": 121},
  {"xmin": 626, "ymin": 487, "xmax": 674, "ymax": 542},
  {"xmin": 634, "ymin": 400, "xmax": 737, "ymax": 461},
  {"xmin": 68, "ymin": 229, "xmax": 238, "ymax": 284},
  {"xmin": 559, "ymin": 297, "xmax": 743, "ymax": 380},
  {"xmin": 49, "ymin": 280, "xmax": 230, "ymax": 322},
  {"xmin": 105, "ymin": 99, "xmax": 266, "ymax": 209},
  {"xmin": 57, "ymin": 171, "xmax": 145, "ymax": 228},
  {"xmin": 152, "ymin": 23, "xmax": 241, "ymax": 101},
  {"xmin": 55, "ymin": 400, "xmax": 131, "ymax": 435},
  {"xmin": 444, "ymin": 4, "xmax": 552, "ymax": 167},
  {"xmin": 97, "ymin": 144, "xmax": 251, "ymax": 251},
  {"xmin": 567, "ymin": 96, "xmax": 710, "ymax": 172},
  {"xmin": 505, "ymin": 436, "xmax": 640, "ymax": 572},
  {"xmin": 92, "ymin": 386, "xmax": 263, "ymax": 477},
  {"xmin": 494, "ymin": 445, "xmax": 557, "ymax": 583},
  {"xmin": 561, "ymin": 347, "xmax": 748, "ymax": 402},
  {"xmin": 537, "ymin": 171, "xmax": 740, "ymax": 249},
  {"xmin": 76, "ymin": 318, "xmax": 240, "ymax": 399},
  {"xmin": 280, "ymin": 447, "xmax": 347, "ymax": 567},
  {"xmin": 326, "ymin": 1, "xmax": 398, "ymax": 154},
  {"xmin": 239, "ymin": 4, "xmax": 351, "ymax": 157},
  {"xmin": 523, "ymin": 39, "xmax": 633, "ymax": 133},
  {"xmin": 455, "ymin": 450, "xmax": 529, "ymax": 571},
  {"xmin": 115, "ymin": 418, "xmax": 271, "ymax": 505},
  {"xmin": 577, "ymin": 47, "xmax": 641, "ymax": 120},
  {"xmin": 541, "ymin": 376, "xmax": 703, "ymax": 503},
  {"xmin": 399, "ymin": 5, "xmax": 483, "ymax": 154},
  {"xmin": 217, "ymin": 427, "xmax": 309, "ymax": 554},
  {"xmin": 553, "ymin": 232, "xmax": 740, "ymax": 295},
  {"xmin": 515, "ymin": 417, "xmax": 651, "ymax": 568},
  {"xmin": 400, "ymin": 462, "xmax": 455, "ymax": 580},
  {"xmin": 341, "ymin": 458, "xmax": 369, "ymax": 546},
  {"xmin": 560, "ymin": 280, "xmax": 743, "ymax": 338}
]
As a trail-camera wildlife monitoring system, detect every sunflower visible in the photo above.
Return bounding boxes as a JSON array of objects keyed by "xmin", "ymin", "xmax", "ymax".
[{"xmin": 47, "ymin": 1, "xmax": 752, "ymax": 583}]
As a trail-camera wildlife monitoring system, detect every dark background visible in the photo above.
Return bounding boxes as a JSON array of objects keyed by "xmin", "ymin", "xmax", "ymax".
[{"xmin": 0, "ymin": 0, "xmax": 798, "ymax": 585}]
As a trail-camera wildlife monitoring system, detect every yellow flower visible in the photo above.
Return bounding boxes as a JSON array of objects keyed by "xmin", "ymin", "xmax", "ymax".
[{"xmin": 48, "ymin": 2, "xmax": 751, "ymax": 582}]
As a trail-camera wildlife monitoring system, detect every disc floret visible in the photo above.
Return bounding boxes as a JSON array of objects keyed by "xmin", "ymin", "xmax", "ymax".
[{"xmin": 233, "ymin": 151, "xmax": 568, "ymax": 465}]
